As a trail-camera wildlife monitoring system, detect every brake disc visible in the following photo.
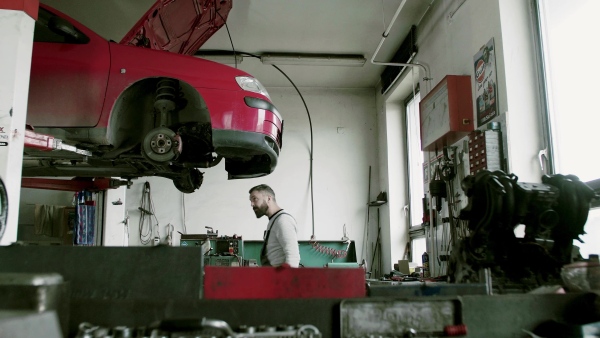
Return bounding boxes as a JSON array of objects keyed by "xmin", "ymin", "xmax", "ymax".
[{"xmin": 142, "ymin": 127, "xmax": 181, "ymax": 162}]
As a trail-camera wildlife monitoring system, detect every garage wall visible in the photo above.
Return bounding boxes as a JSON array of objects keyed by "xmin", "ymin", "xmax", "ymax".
[
  {"xmin": 376, "ymin": 0, "xmax": 544, "ymax": 273},
  {"xmin": 125, "ymin": 87, "xmax": 379, "ymax": 260},
  {"xmin": 413, "ymin": 0, "xmax": 544, "ymax": 180},
  {"xmin": 27, "ymin": 0, "xmax": 546, "ymax": 273},
  {"xmin": 18, "ymin": 188, "xmax": 74, "ymax": 244}
]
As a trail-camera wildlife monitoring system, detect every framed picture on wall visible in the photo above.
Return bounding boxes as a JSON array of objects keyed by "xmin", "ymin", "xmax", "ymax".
[{"xmin": 473, "ymin": 37, "xmax": 498, "ymax": 127}]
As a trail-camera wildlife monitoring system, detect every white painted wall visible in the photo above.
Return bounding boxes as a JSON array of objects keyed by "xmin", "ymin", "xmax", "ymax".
[
  {"xmin": 383, "ymin": 101, "xmax": 409, "ymax": 275},
  {"xmin": 375, "ymin": 0, "xmax": 546, "ymax": 273},
  {"xmin": 18, "ymin": 187, "xmax": 74, "ymax": 243},
  {"xmin": 102, "ymin": 185, "xmax": 128, "ymax": 246},
  {"xmin": 125, "ymin": 87, "xmax": 379, "ymax": 262},
  {"xmin": 409, "ymin": 0, "xmax": 543, "ymax": 181},
  {"xmin": 497, "ymin": 0, "xmax": 546, "ymax": 181}
]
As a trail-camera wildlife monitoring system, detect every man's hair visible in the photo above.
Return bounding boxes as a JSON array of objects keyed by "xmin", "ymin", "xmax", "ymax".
[{"xmin": 249, "ymin": 184, "xmax": 276, "ymax": 200}]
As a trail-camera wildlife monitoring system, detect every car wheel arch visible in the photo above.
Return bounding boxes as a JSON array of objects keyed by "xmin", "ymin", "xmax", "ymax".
[{"xmin": 107, "ymin": 77, "xmax": 212, "ymax": 148}]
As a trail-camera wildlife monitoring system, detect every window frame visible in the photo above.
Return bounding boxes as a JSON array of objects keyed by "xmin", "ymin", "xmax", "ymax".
[
  {"xmin": 403, "ymin": 87, "xmax": 427, "ymax": 264},
  {"xmin": 534, "ymin": 0, "xmax": 600, "ymax": 258}
]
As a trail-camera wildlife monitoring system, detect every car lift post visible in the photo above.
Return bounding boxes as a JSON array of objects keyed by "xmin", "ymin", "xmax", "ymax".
[{"xmin": 0, "ymin": 0, "xmax": 38, "ymax": 245}]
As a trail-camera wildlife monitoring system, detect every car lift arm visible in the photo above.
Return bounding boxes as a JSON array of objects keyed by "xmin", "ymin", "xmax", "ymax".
[
  {"xmin": 24, "ymin": 129, "xmax": 92, "ymax": 156},
  {"xmin": 22, "ymin": 130, "xmax": 131, "ymax": 191},
  {"xmin": 21, "ymin": 177, "xmax": 131, "ymax": 192}
]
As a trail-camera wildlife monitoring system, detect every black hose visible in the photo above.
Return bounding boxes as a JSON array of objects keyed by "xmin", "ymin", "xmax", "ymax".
[{"xmin": 0, "ymin": 177, "xmax": 7, "ymax": 241}]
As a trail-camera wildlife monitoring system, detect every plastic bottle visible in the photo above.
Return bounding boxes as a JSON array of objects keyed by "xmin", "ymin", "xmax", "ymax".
[{"xmin": 422, "ymin": 251, "xmax": 430, "ymax": 278}]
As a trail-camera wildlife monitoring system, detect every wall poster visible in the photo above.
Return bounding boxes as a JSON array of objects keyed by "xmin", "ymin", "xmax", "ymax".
[{"xmin": 473, "ymin": 38, "xmax": 498, "ymax": 127}]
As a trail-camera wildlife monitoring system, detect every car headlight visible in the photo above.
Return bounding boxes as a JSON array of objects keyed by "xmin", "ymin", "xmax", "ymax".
[{"xmin": 235, "ymin": 76, "xmax": 271, "ymax": 100}]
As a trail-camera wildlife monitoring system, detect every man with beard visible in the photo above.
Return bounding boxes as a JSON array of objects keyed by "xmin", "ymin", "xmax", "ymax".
[{"xmin": 249, "ymin": 184, "xmax": 300, "ymax": 267}]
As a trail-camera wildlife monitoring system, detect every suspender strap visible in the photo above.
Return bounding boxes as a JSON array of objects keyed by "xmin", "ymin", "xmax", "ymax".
[{"xmin": 260, "ymin": 211, "xmax": 288, "ymax": 266}]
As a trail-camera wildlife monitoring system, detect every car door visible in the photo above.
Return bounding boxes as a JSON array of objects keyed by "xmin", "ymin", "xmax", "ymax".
[{"xmin": 26, "ymin": 6, "xmax": 110, "ymax": 128}]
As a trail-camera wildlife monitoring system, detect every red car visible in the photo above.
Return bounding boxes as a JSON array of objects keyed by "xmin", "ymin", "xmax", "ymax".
[{"xmin": 23, "ymin": 2, "xmax": 283, "ymax": 193}]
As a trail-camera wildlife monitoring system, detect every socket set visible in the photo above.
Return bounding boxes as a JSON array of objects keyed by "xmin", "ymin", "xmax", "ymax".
[{"xmin": 76, "ymin": 319, "xmax": 322, "ymax": 338}]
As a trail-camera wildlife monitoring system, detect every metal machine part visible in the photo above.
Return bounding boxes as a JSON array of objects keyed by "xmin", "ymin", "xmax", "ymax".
[
  {"xmin": 180, "ymin": 228, "xmax": 219, "ymax": 243},
  {"xmin": 243, "ymin": 259, "xmax": 259, "ymax": 267},
  {"xmin": 181, "ymin": 234, "xmax": 245, "ymax": 267},
  {"xmin": 142, "ymin": 127, "xmax": 180, "ymax": 162},
  {"xmin": 205, "ymin": 255, "xmax": 242, "ymax": 267},
  {"xmin": 451, "ymin": 170, "xmax": 598, "ymax": 289},
  {"xmin": 142, "ymin": 78, "xmax": 181, "ymax": 163},
  {"xmin": 216, "ymin": 236, "xmax": 243, "ymax": 255},
  {"xmin": 340, "ymin": 298, "xmax": 464, "ymax": 337},
  {"xmin": 24, "ymin": 129, "xmax": 93, "ymax": 156},
  {"xmin": 0, "ymin": 273, "xmax": 69, "ymax": 337},
  {"xmin": 76, "ymin": 318, "xmax": 322, "ymax": 338}
]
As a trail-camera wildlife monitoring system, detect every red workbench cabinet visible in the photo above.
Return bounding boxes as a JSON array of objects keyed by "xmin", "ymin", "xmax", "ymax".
[{"xmin": 204, "ymin": 266, "xmax": 366, "ymax": 299}]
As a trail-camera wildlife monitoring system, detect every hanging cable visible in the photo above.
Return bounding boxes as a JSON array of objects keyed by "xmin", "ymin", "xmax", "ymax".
[
  {"xmin": 139, "ymin": 181, "xmax": 158, "ymax": 245},
  {"xmin": 198, "ymin": 46, "xmax": 315, "ymax": 236},
  {"xmin": 215, "ymin": 2, "xmax": 237, "ymax": 69},
  {"xmin": 270, "ymin": 64, "xmax": 315, "ymax": 237},
  {"xmin": 181, "ymin": 192, "xmax": 187, "ymax": 234},
  {"xmin": 123, "ymin": 211, "xmax": 130, "ymax": 247},
  {"xmin": 205, "ymin": 12, "xmax": 315, "ymax": 238},
  {"xmin": 0, "ymin": 177, "xmax": 7, "ymax": 242},
  {"xmin": 205, "ymin": 4, "xmax": 312, "ymax": 234}
]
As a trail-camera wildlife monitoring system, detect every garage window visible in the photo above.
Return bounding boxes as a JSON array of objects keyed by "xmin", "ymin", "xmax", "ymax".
[
  {"xmin": 536, "ymin": 0, "xmax": 600, "ymax": 258},
  {"xmin": 405, "ymin": 91, "xmax": 425, "ymax": 265}
]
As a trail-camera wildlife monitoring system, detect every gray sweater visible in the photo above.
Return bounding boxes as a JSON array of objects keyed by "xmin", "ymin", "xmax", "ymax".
[{"xmin": 264, "ymin": 211, "xmax": 301, "ymax": 267}]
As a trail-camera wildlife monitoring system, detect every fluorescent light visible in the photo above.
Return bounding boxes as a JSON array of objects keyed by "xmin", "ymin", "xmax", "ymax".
[
  {"xmin": 260, "ymin": 53, "xmax": 366, "ymax": 67},
  {"xmin": 195, "ymin": 54, "xmax": 243, "ymax": 65}
]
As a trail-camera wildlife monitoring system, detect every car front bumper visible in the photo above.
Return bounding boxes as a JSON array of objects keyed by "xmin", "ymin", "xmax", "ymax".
[
  {"xmin": 212, "ymin": 128, "xmax": 279, "ymax": 179},
  {"xmin": 211, "ymin": 95, "xmax": 282, "ymax": 179}
]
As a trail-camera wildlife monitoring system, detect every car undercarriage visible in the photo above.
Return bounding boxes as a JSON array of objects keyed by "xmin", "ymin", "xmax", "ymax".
[{"xmin": 23, "ymin": 77, "xmax": 273, "ymax": 193}]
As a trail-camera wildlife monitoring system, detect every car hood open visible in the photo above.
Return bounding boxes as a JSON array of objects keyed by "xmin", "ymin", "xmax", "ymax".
[{"xmin": 119, "ymin": 0, "xmax": 232, "ymax": 56}]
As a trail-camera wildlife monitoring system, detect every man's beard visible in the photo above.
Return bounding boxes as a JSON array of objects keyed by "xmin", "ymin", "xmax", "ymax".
[{"xmin": 253, "ymin": 202, "xmax": 268, "ymax": 218}]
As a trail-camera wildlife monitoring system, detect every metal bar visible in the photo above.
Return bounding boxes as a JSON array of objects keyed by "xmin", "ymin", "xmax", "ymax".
[
  {"xmin": 24, "ymin": 130, "xmax": 54, "ymax": 151},
  {"xmin": 21, "ymin": 178, "xmax": 128, "ymax": 191},
  {"xmin": 24, "ymin": 130, "xmax": 92, "ymax": 156}
]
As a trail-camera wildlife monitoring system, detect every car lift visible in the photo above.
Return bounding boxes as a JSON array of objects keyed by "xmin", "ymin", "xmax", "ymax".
[
  {"xmin": 22, "ymin": 129, "xmax": 131, "ymax": 192},
  {"xmin": 24, "ymin": 129, "xmax": 92, "ymax": 156}
]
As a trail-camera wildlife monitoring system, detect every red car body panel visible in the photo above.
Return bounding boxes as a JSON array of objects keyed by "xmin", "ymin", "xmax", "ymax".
[
  {"xmin": 28, "ymin": 3, "xmax": 281, "ymax": 139},
  {"xmin": 120, "ymin": 0, "xmax": 232, "ymax": 56},
  {"xmin": 101, "ymin": 43, "xmax": 282, "ymax": 139},
  {"xmin": 196, "ymin": 88, "xmax": 282, "ymax": 138},
  {"xmin": 27, "ymin": 8, "xmax": 110, "ymax": 127},
  {"xmin": 24, "ymin": 3, "xmax": 282, "ymax": 191}
]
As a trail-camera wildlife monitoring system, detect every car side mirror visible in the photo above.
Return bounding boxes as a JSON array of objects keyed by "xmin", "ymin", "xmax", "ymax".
[{"xmin": 48, "ymin": 16, "xmax": 90, "ymax": 44}]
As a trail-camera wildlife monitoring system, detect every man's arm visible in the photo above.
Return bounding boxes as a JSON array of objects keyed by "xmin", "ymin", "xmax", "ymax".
[{"xmin": 275, "ymin": 215, "xmax": 301, "ymax": 267}]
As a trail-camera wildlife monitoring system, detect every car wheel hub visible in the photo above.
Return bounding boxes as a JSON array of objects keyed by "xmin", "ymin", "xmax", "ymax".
[
  {"xmin": 142, "ymin": 127, "xmax": 180, "ymax": 162},
  {"xmin": 151, "ymin": 133, "xmax": 172, "ymax": 153}
]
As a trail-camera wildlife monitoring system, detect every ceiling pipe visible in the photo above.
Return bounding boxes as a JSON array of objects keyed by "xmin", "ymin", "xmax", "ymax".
[{"xmin": 370, "ymin": 0, "xmax": 432, "ymax": 87}]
